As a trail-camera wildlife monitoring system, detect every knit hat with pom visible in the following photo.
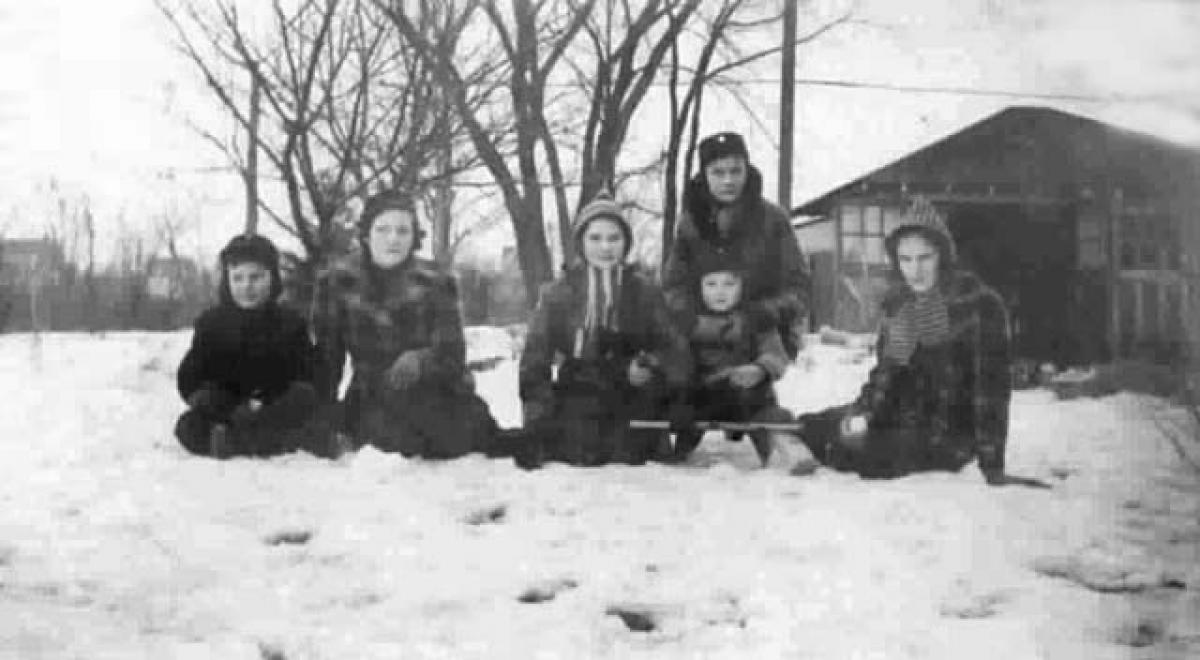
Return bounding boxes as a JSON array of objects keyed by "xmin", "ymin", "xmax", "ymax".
[{"xmin": 571, "ymin": 191, "xmax": 633, "ymax": 260}]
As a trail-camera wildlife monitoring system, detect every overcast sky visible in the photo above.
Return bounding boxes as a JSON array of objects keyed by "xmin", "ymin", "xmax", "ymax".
[{"xmin": 1, "ymin": 0, "xmax": 1198, "ymax": 263}]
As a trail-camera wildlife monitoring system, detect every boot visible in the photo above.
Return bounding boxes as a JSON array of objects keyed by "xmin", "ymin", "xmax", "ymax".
[
  {"xmin": 766, "ymin": 431, "xmax": 820, "ymax": 476},
  {"xmin": 209, "ymin": 423, "xmax": 231, "ymax": 459}
]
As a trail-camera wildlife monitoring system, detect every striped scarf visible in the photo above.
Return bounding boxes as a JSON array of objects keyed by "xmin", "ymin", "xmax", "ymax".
[
  {"xmin": 573, "ymin": 266, "xmax": 623, "ymax": 359},
  {"xmin": 883, "ymin": 288, "xmax": 951, "ymax": 364}
]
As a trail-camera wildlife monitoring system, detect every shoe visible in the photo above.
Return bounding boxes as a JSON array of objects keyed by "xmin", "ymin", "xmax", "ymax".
[
  {"xmin": 749, "ymin": 430, "xmax": 773, "ymax": 467},
  {"xmin": 209, "ymin": 423, "xmax": 231, "ymax": 459}
]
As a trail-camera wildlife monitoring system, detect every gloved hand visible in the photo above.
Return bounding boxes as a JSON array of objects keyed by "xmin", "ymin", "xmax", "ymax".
[
  {"xmin": 230, "ymin": 400, "xmax": 258, "ymax": 428},
  {"xmin": 187, "ymin": 388, "xmax": 217, "ymax": 411},
  {"xmin": 628, "ymin": 359, "xmax": 655, "ymax": 388},
  {"xmin": 385, "ymin": 351, "xmax": 424, "ymax": 390},
  {"xmin": 728, "ymin": 364, "xmax": 767, "ymax": 389},
  {"xmin": 186, "ymin": 385, "xmax": 234, "ymax": 416}
]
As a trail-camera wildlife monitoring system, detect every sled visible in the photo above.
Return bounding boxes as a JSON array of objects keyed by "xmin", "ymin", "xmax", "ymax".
[{"xmin": 628, "ymin": 419, "xmax": 807, "ymax": 433}]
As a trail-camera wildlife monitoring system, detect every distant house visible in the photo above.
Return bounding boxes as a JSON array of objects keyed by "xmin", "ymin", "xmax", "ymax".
[
  {"xmin": 146, "ymin": 255, "xmax": 201, "ymax": 301},
  {"xmin": 793, "ymin": 105, "xmax": 1200, "ymax": 366},
  {"xmin": 0, "ymin": 238, "xmax": 66, "ymax": 288}
]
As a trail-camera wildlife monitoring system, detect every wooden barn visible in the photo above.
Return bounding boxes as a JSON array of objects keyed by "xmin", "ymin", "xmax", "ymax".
[{"xmin": 793, "ymin": 105, "xmax": 1200, "ymax": 367}]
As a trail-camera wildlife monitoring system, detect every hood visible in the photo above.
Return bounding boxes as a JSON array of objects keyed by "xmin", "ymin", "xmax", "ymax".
[{"xmin": 681, "ymin": 164, "xmax": 765, "ymax": 241}]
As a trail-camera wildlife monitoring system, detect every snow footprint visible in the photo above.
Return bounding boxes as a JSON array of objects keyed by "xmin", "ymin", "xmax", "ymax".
[{"xmin": 516, "ymin": 578, "xmax": 579, "ymax": 604}]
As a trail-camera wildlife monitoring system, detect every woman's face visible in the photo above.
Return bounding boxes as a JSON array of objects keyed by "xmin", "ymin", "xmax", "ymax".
[
  {"xmin": 368, "ymin": 209, "xmax": 417, "ymax": 269},
  {"xmin": 704, "ymin": 155, "xmax": 748, "ymax": 205},
  {"xmin": 580, "ymin": 218, "xmax": 626, "ymax": 270},
  {"xmin": 895, "ymin": 233, "xmax": 941, "ymax": 293}
]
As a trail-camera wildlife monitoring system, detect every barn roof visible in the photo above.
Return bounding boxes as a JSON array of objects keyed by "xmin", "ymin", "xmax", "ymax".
[{"xmin": 793, "ymin": 105, "xmax": 1200, "ymax": 216}]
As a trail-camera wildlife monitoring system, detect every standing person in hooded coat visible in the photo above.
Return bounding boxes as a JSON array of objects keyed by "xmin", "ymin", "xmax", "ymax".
[
  {"xmin": 175, "ymin": 234, "xmax": 321, "ymax": 458},
  {"xmin": 519, "ymin": 192, "xmax": 692, "ymax": 467},
  {"xmin": 311, "ymin": 192, "xmax": 499, "ymax": 459},
  {"xmin": 663, "ymin": 131, "xmax": 812, "ymax": 359},
  {"xmin": 798, "ymin": 198, "xmax": 1041, "ymax": 487}
]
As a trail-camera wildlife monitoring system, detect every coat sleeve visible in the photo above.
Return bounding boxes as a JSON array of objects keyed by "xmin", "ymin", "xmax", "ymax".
[
  {"xmin": 285, "ymin": 309, "xmax": 318, "ymax": 387},
  {"xmin": 410, "ymin": 274, "xmax": 468, "ymax": 383},
  {"xmin": 519, "ymin": 283, "xmax": 560, "ymax": 424},
  {"xmin": 661, "ymin": 215, "xmax": 697, "ymax": 326},
  {"xmin": 971, "ymin": 288, "xmax": 1012, "ymax": 477},
  {"xmin": 310, "ymin": 270, "xmax": 347, "ymax": 402},
  {"xmin": 848, "ymin": 317, "xmax": 893, "ymax": 417},
  {"xmin": 631, "ymin": 278, "xmax": 692, "ymax": 392},
  {"xmin": 176, "ymin": 311, "xmax": 214, "ymax": 401},
  {"xmin": 753, "ymin": 326, "xmax": 790, "ymax": 382},
  {"xmin": 751, "ymin": 210, "xmax": 811, "ymax": 326}
]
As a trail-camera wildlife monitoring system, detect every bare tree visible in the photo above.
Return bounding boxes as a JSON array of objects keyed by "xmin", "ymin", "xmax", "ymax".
[
  {"xmin": 158, "ymin": 0, "xmax": 478, "ymax": 282},
  {"xmin": 571, "ymin": 0, "xmax": 703, "ymax": 210},
  {"xmin": 379, "ymin": 0, "xmax": 595, "ymax": 301}
]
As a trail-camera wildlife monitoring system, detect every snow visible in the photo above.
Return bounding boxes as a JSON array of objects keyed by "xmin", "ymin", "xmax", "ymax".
[{"xmin": 1, "ymin": 330, "xmax": 1198, "ymax": 659}]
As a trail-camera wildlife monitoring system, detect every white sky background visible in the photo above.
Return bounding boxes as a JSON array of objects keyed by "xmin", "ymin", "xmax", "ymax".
[{"xmin": 1, "ymin": 0, "xmax": 1199, "ymax": 265}]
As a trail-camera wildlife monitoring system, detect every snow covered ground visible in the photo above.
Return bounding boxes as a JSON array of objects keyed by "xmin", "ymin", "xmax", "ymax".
[{"xmin": 1, "ymin": 330, "xmax": 1198, "ymax": 659}]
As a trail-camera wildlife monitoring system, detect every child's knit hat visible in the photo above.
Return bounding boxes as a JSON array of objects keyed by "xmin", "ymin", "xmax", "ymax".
[{"xmin": 571, "ymin": 191, "xmax": 632, "ymax": 261}]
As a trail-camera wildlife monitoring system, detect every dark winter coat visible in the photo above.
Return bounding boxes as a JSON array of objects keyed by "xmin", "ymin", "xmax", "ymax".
[
  {"xmin": 688, "ymin": 308, "xmax": 790, "ymax": 418},
  {"xmin": 849, "ymin": 270, "xmax": 1012, "ymax": 477},
  {"xmin": 311, "ymin": 253, "xmax": 495, "ymax": 458},
  {"xmin": 519, "ymin": 265, "xmax": 691, "ymax": 464},
  {"xmin": 663, "ymin": 166, "xmax": 811, "ymax": 356},
  {"xmin": 177, "ymin": 302, "xmax": 316, "ymax": 407}
]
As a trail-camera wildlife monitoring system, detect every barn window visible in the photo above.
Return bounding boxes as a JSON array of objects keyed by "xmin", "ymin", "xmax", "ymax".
[
  {"xmin": 1077, "ymin": 207, "xmax": 1105, "ymax": 269},
  {"xmin": 1119, "ymin": 210, "xmax": 1177, "ymax": 271},
  {"xmin": 839, "ymin": 203, "xmax": 889, "ymax": 266}
]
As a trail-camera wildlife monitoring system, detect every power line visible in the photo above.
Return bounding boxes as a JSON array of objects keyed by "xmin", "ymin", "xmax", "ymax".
[
  {"xmin": 554, "ymin": 74, "xmax": 1167, "ymax": 104},
  {"xmin": 720, "ymin": 77, "xmax": 1161, "ymax": 104}
]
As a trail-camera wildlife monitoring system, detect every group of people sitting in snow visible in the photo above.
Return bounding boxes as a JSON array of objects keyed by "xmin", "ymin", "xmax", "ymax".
[{"xmin": 174, "ymin": 131, "xmax": 1024, "ymax": 486}]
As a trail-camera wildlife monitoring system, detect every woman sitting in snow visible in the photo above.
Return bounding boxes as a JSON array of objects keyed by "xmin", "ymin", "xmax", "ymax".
[
  {"xmin": 519, "ymin": 192, "xmax": 691, "ymax": 467},
  {"xmin": 175, "ymin": 234, "xmax": 321, "ymax": 459},
  {"xmin": 669, "ymin": 252, "xmax": 819, "ymax": 475},
  {"xmin": 311, "ymin": 191, "xmax": 499, "ymax": 459},
  {"xmin": 799, "ymin": 198, "xmax": 1040, "ymax": 486}
]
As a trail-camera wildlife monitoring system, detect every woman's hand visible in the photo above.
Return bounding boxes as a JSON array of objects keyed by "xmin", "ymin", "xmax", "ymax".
[
  {"xmin": 627, "ymin": 360, "xmax": 655, "ymax": 388},
  {"xmin": 840, "ymin": 414, "xmax": 868, "ymax": 438},
  {"xmin": 386, "ymin": 351, "xmax": 423, "ymax": 390},
  {"xmin": 728, "ymin": 364, "xmax": 767, "ymax": 389}
]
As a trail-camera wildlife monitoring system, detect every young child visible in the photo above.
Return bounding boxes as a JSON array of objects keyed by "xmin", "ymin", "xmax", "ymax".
[
  {"xmin": 175, "ymin": 234, "xmax": 320, "ymax": 459},
  {"xmin": 519, "ymin": 192, "xmax": 691, "ymax": 467},
  {"xmin": 670, "ymin": 252, "xmax": 818, "ymax": 474}
]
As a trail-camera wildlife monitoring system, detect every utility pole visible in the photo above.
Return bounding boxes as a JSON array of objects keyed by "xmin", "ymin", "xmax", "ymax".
[
  {"xmin": 778, "ymin": 0, "xmax": 797, "ymax": 211},
  {"xmin": 244, "ymin": 68, "xmax": 262, "ymax": 235}
]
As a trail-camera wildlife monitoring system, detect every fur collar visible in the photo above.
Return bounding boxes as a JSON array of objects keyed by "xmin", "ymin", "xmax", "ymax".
[{"xmin": 681, "ymin": 164, "xmax": 766, "ymax": 242}]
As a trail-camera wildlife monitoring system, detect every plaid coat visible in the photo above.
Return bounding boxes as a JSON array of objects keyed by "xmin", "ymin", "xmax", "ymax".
[
  {"xmin": 311, "ymin": 253, "xmax": 494, "ymax": 457},
  {"xmin": 853, "ymin": 270, "xmax": 1012, "ymax": 476}
]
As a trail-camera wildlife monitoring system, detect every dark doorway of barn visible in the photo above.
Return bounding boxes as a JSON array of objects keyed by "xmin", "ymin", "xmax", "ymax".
[{"xmin": 946, "ymin": 202, "xmax": 1089, "ymax": 367}]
